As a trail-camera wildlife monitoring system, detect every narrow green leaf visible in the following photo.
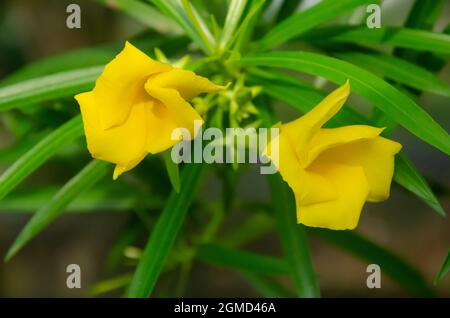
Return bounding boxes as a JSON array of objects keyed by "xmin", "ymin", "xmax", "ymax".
[
  {"xmin": 0, "ymin": 116, "xmax": 84, "ymax": 201},
  {"xmin": 150, "ymin": 0, "xmax": 212, "ymax": 53},
  {"xmin": 403, "ymin": 0, "xmax": 445, "ymax": 31},
  {"xmin": 394, "ymin": 154, "xmax": 445, "ymax": 216},
  {"xmin": 0, "ymin": 186, "xmax": 150, "ymax": 213},
  {"xmin": 127, "ymin": 163, "xmax": 205, "ymax": 297},
  {"xmin": 308, "ymin": 26, "xmax": 450, "ymax": 55},
  {"xmin": 0, "ymin": 67, "xmax": 101, "ymax": 111},
  {"xmin": 275, "ymin": 0, "xmax": 302, "ymax": 23},
  {"xmin": 5, "ymin": 160, "xmax": 110, "ymax": 261},
  {"xmin": 196, "ymin": 243, "xmax": 288, "ymax": 275},
  {"xmin": 94, "ymin": 0, "xmax": 181, "ymax": 33},
  {"xmin": 240, "ymin": 272, "xmax": 294, "ymax": 297},
  {"xmin": 247, "ymin": 71, "xmax": 370, "ymax": 126},
  {"xmin": 336, "ymin": 52, "xmax": 450, "ymax": 97},
  {"xmin": 241, "ymin": 51, "xmax": 450, "ymax": 155},
  {"xmin": 163, "ymin": 150, "xmax": 180, "ymax": 193},
  {"xmin": 219, "ymin": 0, "xmax": 247, "ymax": 50},
  {"xmin": 255, "ymin": 0, "xmax": 376, "ymax": 50},
  {"xmin": 88, "ymin": 273, "xmax": 133, "ymax": 296},
  {"xmin": 435, "ymin": 249, "xmax": 450, "ymax": 284},
  {"xmin": 310, "ymin": 228, "xmax": 434, "ymax": 297},
  {"xmin": 268, "ymin": 173, "xmax": 320, "ymax": 297}
]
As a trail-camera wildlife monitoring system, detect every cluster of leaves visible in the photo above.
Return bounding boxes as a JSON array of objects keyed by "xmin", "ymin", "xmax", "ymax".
[{"xmin": 0, "ymin": 0, "xmax": 449, "ymax": 297}]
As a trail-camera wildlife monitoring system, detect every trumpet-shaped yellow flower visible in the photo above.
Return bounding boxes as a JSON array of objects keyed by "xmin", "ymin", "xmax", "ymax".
[
  {"xmin": 75, "ymin": 42, "xmax": 223, "ymax": 179},
  {"xmin": 266, "ymin": 81, "xmax": 402, "ymax": 230}
]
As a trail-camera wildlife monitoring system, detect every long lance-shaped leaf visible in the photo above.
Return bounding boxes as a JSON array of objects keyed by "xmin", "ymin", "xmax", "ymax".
[
  {"xmin": 0, "ymin": 67, "xmax": 102, "ymax": 111},
  {"xmin": 239, "ymin": 272, "xmax": 294, "ymax": 297},
  {"xmin": 0, "ymin": 116, "xmax": 83, "ymax": 200},
  {"xmin": 305, "ymin": 26, "xmax": 450, "ymax": 55},
  {"xmin": 268, "ymin": 173, "xmax": 320, "ymax": 298},
  {"xmin": 336, "ymin": 52, "xmax": 450, "ymax": 97},
  {"xmin": 196, "ymin": 243, "xmax": 288, "ymax": 275},
  {"xmin": 255, "ymin": 0, "xmax": 376, "ymax": 51},
  {"xmin": 219, "ymin": 0, "xmax": 247, "ymax": 50},
  {"xmin": 248, "ymin": 70, "xmax": 444, "ymax": 215},
  {"xmin": 435, "ymin": 249, "xmax": 450, "ymax": 284},
  {"xmin": 241, "ymin": 51, "xmax": 450, "ymax": 155},
  {"xmin": 149, "ymin": 0, "xmax": 212, "ymax": 53},
  {"xmin": 127, "ymin": 163, "xmax": 206, "ymax": 297},
  {"xmin": 309, "ymin": 228, "xmax": 434, "ymax": 297},
  {"xmin": 4, "ymin": 160, "xmax": 110, "ymax": 261},
  {"xmin": 94, "ymin": 0, "xmax": 181, "ymax": 33},
  {"xmin": 394, "ymin": 154, "xmax": 444, "ymax": 216}
]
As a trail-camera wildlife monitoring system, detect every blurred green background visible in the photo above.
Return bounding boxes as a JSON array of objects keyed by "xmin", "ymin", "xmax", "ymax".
[{"xmin": 0, "ymin": 0, "xmax": 449, "ymax": 297}]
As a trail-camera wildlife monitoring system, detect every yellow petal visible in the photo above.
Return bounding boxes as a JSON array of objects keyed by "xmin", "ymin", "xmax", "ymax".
[
  {"xmin": 316, "ymin": 136, "xmax": 402, "ymax": 202},
  {"xmin": 146, "ymin": 100, "xmax": 182, "ymax": 154},
  {"xmin": 145, "ymin": 84, "xmax": 203, "ymax": 139},
  {"xmin": 281, "ymin": 81, "xmax": 350, "ymax": 166},
  {"xmin": 146, "ymin": 68, "xmax": 224, "ymax": 101},
  {"xmin": 92, "ymin": 41, "xmax": 172, "ymax": 130},
  {"xmin": 296, "ymin": 163, "xmax": 369, "ymax": 230},
  {"xmin": 305, "ymin": 125, "xmax": 384, "ymax": 167},
  {"xmin": 75, "ymin": 91, "xmax": 148, "ymax": 177},
  {"xmin": 267, "ymin": 125, "xmax": 338, "ymax": 206}
]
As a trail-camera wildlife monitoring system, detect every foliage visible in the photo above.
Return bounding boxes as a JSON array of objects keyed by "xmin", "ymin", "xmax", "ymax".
[{"xmin": 0, "ymin": 0, "xmax": 449, "ymax": 297}]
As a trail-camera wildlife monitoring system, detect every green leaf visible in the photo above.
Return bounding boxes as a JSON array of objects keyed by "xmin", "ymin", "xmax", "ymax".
[
  {"xmin": 93, "ymin": 0, "xmax": 181, "ymax": 33},
  {"xmin": 394, "ymin": 154, "xmax": 445, "ymax": 216},
  {"xmin": 0, "ymin": 67, "xmax": 102, "ymax": 111},
  {"xmin": 163, "ymin": 150, "xmax": 180, "ymax": 193},
  {"xmin": 247, "ymin": 70, "xmax": 370, "ymax": 126},
  {"xmin": 240, "ymin": 272, "xmax": 293, "ymax": 297},
  {"xmin": 219, "ymin": 0, "xmax": 247, "ymax": 50},
  {"xmin": 435, "ymin": 249, "xmax": 450, "ymax": 284},
  {"xmin": 403, "ymin": 0, "xmax": 445, "ymax": 31},
  {"xmin": 310, "ymin": 228, "xmax": 434, "ymax": 297},
  {"xmin": 5, "ymin": 160, "xmax": 110, "ymax": 261},
  {"xmin": 196, "ymin": 243, "xmax": 288, "ymax": 274},
  {"xmin": 0, "ymin": 116, "xmax": 84, "ymax": 201},
  {"xmin": 150, "ymin": 0, "xmax": 213, "ymax": 53},
  {"xmin": 336, "ymin": 52, "xmax": 450, "ymax": 97},
  {"xmin": 255, "ymin": 0, "xmax": 376, "ymax": 50},
  {"xmin": 307, "ymin": 26, "xmax": 450, "ymax": 55},
  {"xmin": 0, "ymin": 186, "xmax": 151, "ymax": 213},
  {"xmin": 268, "ymin": 173, "xmax": 320, "ymax": 297},
  {"xmin": 274, "ymin": 0, "xmax": 302, "ymax": 23},
  {"xmin": 241, "ymin": 51, "xmax": 450, "ymax": 155},
  {"xmin": 127, "ymin": 163, "xmax": 206, "ymax": 297}
]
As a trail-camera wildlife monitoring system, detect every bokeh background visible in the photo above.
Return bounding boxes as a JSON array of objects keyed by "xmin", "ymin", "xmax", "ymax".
[{"xmin": 0, "ymin": 0, "xmax": 449, "ymax": 297}]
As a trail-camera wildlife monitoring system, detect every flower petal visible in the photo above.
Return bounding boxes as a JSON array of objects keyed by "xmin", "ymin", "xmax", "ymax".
[
  {"xmin": 281, "ymin": 81, "xmax": 350, "ymax": 166},
  {"xmin": 146, "ymin": 100, "xmax": 182, "ymax": 154},
  {"xmin": 146, "ymin": 68, "xmax": 224, "ymax": 101},
  {"xmin": 296, "ymin": 163, "xmax": 369, "ymax": 230},
  {"xmin": 317, "ymin": 136, "xmax": 402, "ymax": 202},
  {"xmin": 92, "ymin": 41, "xmax": 172, "ymax": 130},
  {"xmin": 305, "ymin": 125, "xmax": 384, "ymax": 167},
  {"xmin": 267, "ymin": 126, "xmax": 338, "ymax": 206},
  {"xmin": 145, "ymin": 84, "xmax": 203, "ymax": 138},
  {"xmin": 75, "ymin": 91, "xmax": 148, "ymax": 178}
]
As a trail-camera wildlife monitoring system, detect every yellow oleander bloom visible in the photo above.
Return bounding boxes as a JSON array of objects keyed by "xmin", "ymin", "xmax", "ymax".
[
  {"xmin": 75, "ymin": 42, "xmax": 223, "ymax": 179},
  {"xmin": 267, "ymin": 81, "xmax": 402, "ymax": 230}
]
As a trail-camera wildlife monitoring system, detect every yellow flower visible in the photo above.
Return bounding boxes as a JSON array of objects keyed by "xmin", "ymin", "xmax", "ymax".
[
  {"xmin": 75, "ymin": 42, "xmax": 223, "ymax": 179},
  {"xmin": 267, "ymin": 81, "xmax": 402, "ymax": 230}
]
